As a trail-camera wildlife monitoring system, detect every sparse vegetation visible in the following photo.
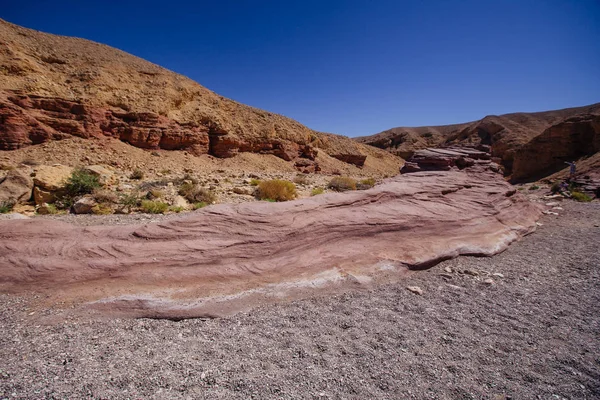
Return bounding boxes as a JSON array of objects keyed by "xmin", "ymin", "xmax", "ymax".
[
  {"xmin": 328, "ymin": 177, "xmax": 357, "ymax": 192},
  {"xmin": 257, "ymin": 180, "xmax": 297, "ymax": 202},
  {"xmin": 293, "ymin": 174, "xmax": 310, "ymax": 185},
  {"xmin": 178, "ymin": 183, "xmax": 216, "ymax": 204},
  {"xmin": 91, "ymin": 203, "xmax": 112, "ymax": 215},
  {"xmin": 311, "ymin": 187, "xmax": 325, "ymax": 196},
  {"xmin": 0, "ymin": 200, "xmax": 15, "ymax": 214},
  {"xmin": 120, "ymin": 193, "xmax": 140, "ymax": 208},
  {"xmin": 357, "ymin": 178, "xmax": 376, "ymax": 190},
  {"xmin": 528, "ymin": 185, "xmax": 540, "ymax": 191},
  {"xmin": 140, "ymin": 200, "xmax": 169, "ymax": 214},
  {"xmin": 169, "ymin": 206, "xmax": 185, "ymax": 213},
  {"xmin": 130, "ymin": 169, "xmax": 144, "ymax": 180},
  {"xmin": 147, "ymin": 189, "xmax": 164, "ymax": 200},
  {"xmin": 192, "ymin": 202, "xmax": 208, "ymax": 210},
  {"xmin": 550, "ymin": 182, "xmax": 560, "ymax": 194},
  {"xmin": 571, "ymin": 191, "xmax": 592, "ymax": 202},
  {"xmin": 65, "ymin": 169, "xmax": 101, "ymax": 197},
  {"xmin": 249, "ymin": 179, "xmax": 261, "ymax": 186}
]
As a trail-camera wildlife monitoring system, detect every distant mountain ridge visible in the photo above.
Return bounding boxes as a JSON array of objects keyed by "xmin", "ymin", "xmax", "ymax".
[
  {"xmin": 356, "ymin": 103, "xmax": 600, "ymax": 180},
  {"xmin": 0, "ymin": 19, "xmax": 401, "ymax": 174}
]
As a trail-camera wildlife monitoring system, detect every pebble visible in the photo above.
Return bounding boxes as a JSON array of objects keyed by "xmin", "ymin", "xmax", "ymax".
[
  {"xmin": 483, "ymin": 278, "xmax": 494, "ymax": 285},
  {"xmin": 443, "ymin": 266, "xmax": 453, "ymax": 273},
  {"xmin": 406, "ymin": 286, "xmax": 423, "ymax": 295},
  {"xmin": 492, "ymin": 272, "xmax": 504, "ymax": 278}
]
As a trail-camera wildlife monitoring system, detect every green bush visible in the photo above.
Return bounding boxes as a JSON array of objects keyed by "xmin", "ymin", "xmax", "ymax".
[
  {"xmin": 328, "ymin": 177, "xmax": 357, "ymax": 192},
  {"xmin": 120, "ymin": 193, "xmax": 140, "ymax": 208},
  {"xmin": 528, "ymin": 185, "xmax": 540, "ymax": 191},
  {"xmin": 140, "ymin": 200, "xmax": 169, "ymax": 214},
  {"xmin": 65, "ymin": 169, "xmax": 101, "ymax": 196},
  {"xmin": 249, "ymin": 178, "xmax": 261, "ymax": 186},
  {"xmin": 311, "ymin": 187, "xmax": 325, "ymax": 196},
  {"xmin": 192, "ymin": 202, "xmax": 208, "ymax": 210},
  {"xmin": 571, "ymin": 191, "xmax": 592, "ymax": 202},
  {"xmin": 169, "ymin": 206, "xmax": 185, "ymax": 213},
  {"xmin": 257, "ymin": 180, "xmax": 297, "ymax": 202},
  {"xmin": 0, "ymin": 200, "xmax": 15, "ymax": 214},
  {"xmin": 550, "ymin": 182, "xmax": 560, "ymax": 194}
]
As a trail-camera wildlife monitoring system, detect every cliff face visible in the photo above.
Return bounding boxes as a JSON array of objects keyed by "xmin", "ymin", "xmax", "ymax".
[
  {"xmin": 356, "ymin": 104, "xmax": 600, "ymax": 180},
  {"xmin": 0, "ymin": 19, "xmax": 395, "ymax": 170}
]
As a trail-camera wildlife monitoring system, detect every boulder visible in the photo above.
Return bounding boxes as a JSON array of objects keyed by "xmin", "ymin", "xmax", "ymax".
[
  {"xmin": 33, "ymin": 186, "xmax": 56, "ymax": 205},
  {"xmin": 33, "ymin": 165, "xmax": 73, "ymax": 191},
  {"xmin": 72, "ymin": 196, "xmax": 96, "ymax": 214},
  {"xmin": 82, "ymin": 165, "xmax": 114, "ymax": 185},
  {"xmin": 0, "ymin": 169, "xmax": 33, "ymax": 203},
  {"xmin": 36, "ymin": 203, "xmax": 54, "ymax": 215}
]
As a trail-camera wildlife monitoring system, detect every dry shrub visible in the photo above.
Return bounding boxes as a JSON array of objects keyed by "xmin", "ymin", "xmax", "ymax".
[
  {"xmin": 257, "ymin": 180, "xmax": 297, "ymax": 202},
  {"xmin": 130, "ymin": 169, "xmax": 144, "ymax": 180},
  {"xmin": 311, "ymin": 187, "xmax": 324, "ymax": 196},
  {"xmin": 328, "ymin": 177, "xmax": 357, "ymax": 192},
  {"xmin": 91, "ymin": 203, "xmax": 112, "ymax": 215},
  {"xmin": 179, "ymin": 183, "xmax": 216, "ymax": 204},
  {"xmin": 293, "ymin": 174, "xmax": 310, "ymax": 185},
  {"xmin": 140, "ymin": 200, "xmax": 168, "ymax": 214}
]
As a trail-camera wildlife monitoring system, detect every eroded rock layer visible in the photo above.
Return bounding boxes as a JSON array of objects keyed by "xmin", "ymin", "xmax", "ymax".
[
  {"xmin": 357, "ymin": 104, "xmax": 600, "ymax": 180},
  {"xmin": 0, "ymin": 19, "xmax": 397, "ymax": 171},
  {"xmin": 0, "ymin": 164, "xmax": 541, "ymax": 318}
]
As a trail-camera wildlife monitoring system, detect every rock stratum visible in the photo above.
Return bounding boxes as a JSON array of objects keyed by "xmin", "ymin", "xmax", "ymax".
[
  {"xmin": 0, "ymin": 163, "xmax": 541, "ymax": 319},
  {"xmin": 356, "ymin": 103, "xmax": 600, "ymax": 181},
  {"xmin": 0, "ymin": 19, "xmax": 397, "ymax": 173}
]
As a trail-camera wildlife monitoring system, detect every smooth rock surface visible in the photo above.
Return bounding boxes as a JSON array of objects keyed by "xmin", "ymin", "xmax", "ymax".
[{"xmin": 0, "ymin": 165, "xmax": 541, "ymax": 319}]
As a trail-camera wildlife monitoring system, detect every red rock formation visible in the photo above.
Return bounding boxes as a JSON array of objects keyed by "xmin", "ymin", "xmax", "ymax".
[
  {"xmin": 0, "ymin": 163, "xmax": 541, "ymax": 319},
  {"xmin": 357, "ymin": 103, "xmax": 600, "ymax": 180},
  {"xmin": 400, "ymin": 147, "xmax": 496, "ymax": 174},
  {"xmin": 511, "ymin": 114, "xmax": 600, "ymax": 181}
]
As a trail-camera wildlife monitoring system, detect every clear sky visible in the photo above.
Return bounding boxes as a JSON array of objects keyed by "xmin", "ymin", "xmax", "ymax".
[{"xmin": 2, "ymin": 1, "xmax": 600, "ymax": 136}]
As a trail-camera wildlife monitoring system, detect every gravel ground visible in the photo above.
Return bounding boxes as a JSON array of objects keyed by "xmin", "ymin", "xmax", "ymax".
[{"xmin": 1, "ymin": 201, "xmax": 599, "ymax": 399}]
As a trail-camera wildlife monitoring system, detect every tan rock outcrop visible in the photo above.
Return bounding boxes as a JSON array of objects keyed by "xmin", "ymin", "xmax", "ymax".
[{"xmin": 32, "ymin": 165, "xmax": 73, "ymax": 191}]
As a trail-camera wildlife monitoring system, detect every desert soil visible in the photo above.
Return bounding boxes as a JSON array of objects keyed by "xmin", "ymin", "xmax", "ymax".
[{"xmin": 1, "ymin": 200, "xmax": 599, "ymax": 399}]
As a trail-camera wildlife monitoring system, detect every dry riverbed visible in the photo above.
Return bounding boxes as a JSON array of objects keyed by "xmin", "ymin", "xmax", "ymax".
[{"xmin": 1, "ymin": 201, "xmax": 599, "ymax": 399}]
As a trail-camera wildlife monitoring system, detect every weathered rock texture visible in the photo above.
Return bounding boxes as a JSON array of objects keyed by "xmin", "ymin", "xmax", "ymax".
[
  {"xmin": 0, "ymin": 19, "xmax": 396, "ymax": 172},
  {"xmin": 0, "ymin": 169, "xmax": 32, "ymax": 203},
  {"xmin": 357, "ymin": 104, "xmax": 600, "ymax": 181},
  {"xmin": 0, "ymin": 164, "xmax": 541, "ymax": 319}
]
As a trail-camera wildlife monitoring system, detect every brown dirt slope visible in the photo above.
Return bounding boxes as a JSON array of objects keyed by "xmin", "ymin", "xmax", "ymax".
[
  {"xmin": 356, "ymin": 103, "xmax": 600, "ymax": 180},
  {"xmin": 0, "ymin": 19, "xmax": 400, "ymax": 173}
]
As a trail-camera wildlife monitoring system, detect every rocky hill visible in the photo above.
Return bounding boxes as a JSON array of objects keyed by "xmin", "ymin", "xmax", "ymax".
[
  {"xmin": 356, "ymin": 103, "xmax": 600, "ymax": 181},
  {"xmin": 0, "ymin": 19, "xmax": 401, "ymax": 174}
]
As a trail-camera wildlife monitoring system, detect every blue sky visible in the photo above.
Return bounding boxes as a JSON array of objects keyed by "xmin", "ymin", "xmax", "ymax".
[{"xmin": 2, "ymin": 1, "xmax": 600, "ymax": 136}]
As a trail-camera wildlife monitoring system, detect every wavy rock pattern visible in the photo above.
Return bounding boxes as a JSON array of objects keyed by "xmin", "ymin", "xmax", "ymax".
[{"xmin": 0, "ymin": 165, "xmax": 540, "ymax": 318}]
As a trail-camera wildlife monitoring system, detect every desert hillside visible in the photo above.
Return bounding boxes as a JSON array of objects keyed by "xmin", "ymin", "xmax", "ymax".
[
  {"xmin": 356, "ymin": 103, "xmax": 600, "ymax": 180},
  {"xmin": 0, "ymin": 19, "xmax": 401, "ymax": 174}
]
